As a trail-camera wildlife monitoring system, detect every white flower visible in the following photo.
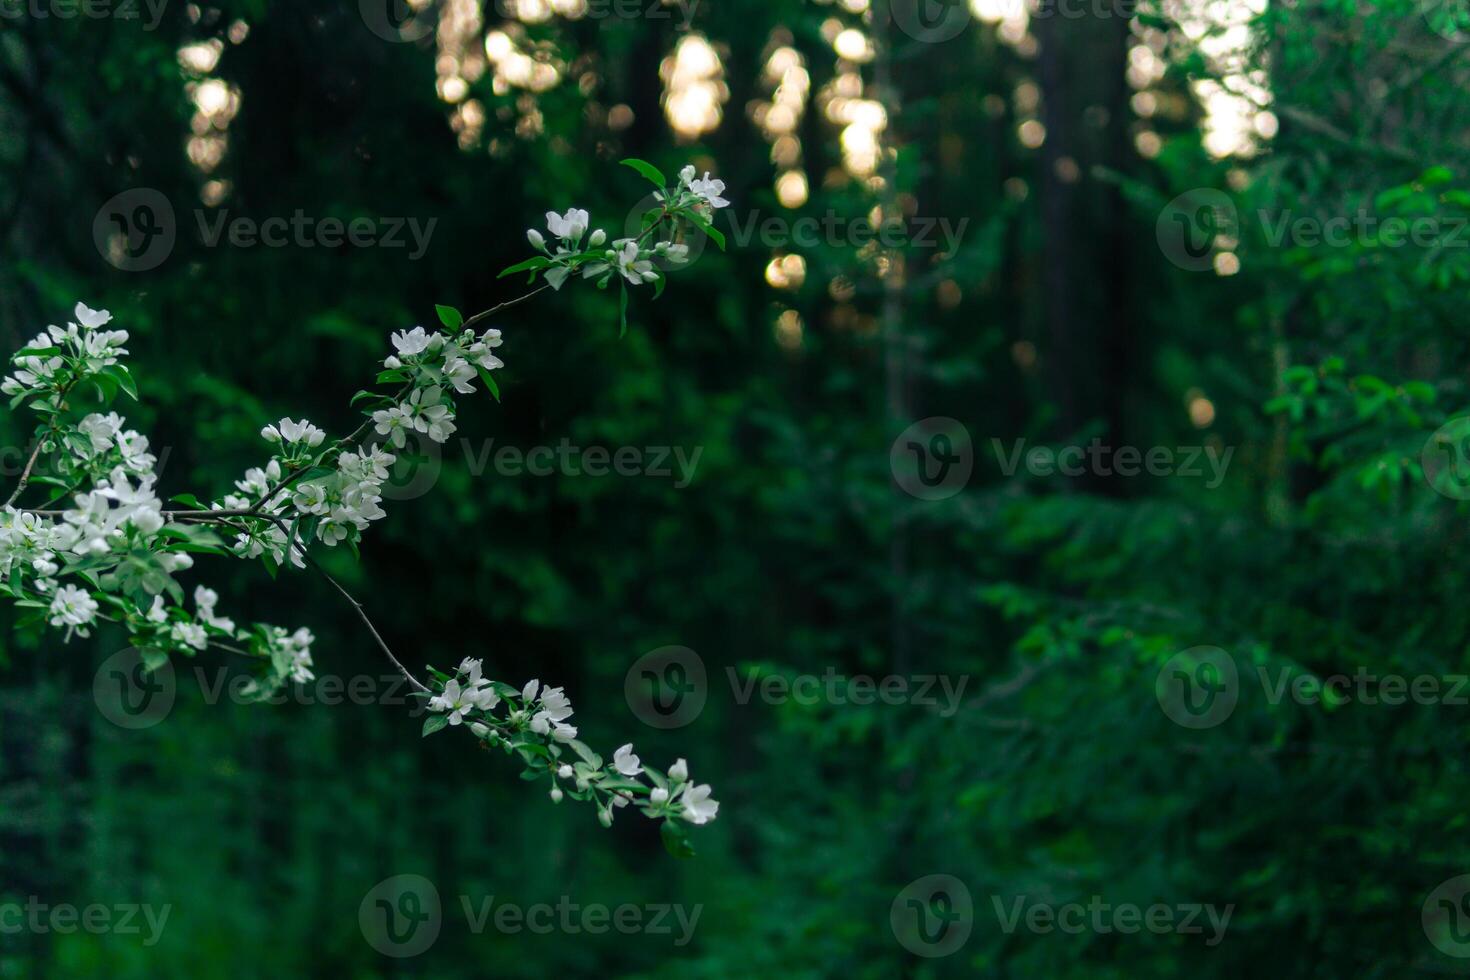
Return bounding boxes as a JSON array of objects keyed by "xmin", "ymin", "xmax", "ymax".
[
  {"xmin": 146, "ymin": 596, "xmax": 168, "ymax": 623},
  {"xmin": 429, "ymin": 678, "xmax": 496, "ymax": 725},
  {"xmin": 613, "ymin": 241, "xmax": 658, "ymax": 285},
  {"xmin": 612, "ymin": 743, "xmax": 643, "ymax": 776},
  {"xmin": 551, "ymin": 722, "xmax": 577, "ymax": 742},
  {"xmin": 668, "ymin": 758, "xmax": 688, "ymax": 783},
  {"xmin": 545, "ymin": 208, "xmax": 590, "ymax": 243},
  {"xmin": 171, "ymin": 622, "xmax": 208, "ymax": 651},
  {"xmin": 372, "ymin": 405, "xmax": 414, "ymax": 449},
  {"xmin": 74, "ymin": 302, "xmax": 113, "ymax": 329},
  {"xmin": 443, "ymin": 357, "xmax": 476, "ymax": 394},
  {"xmin": 262, "ymin": 418, "xmax": 325, "ymax": 447},
  {"xmin": 292, "ymin": 482, "xmax": 331, "ymax": 515},
  {"xmin": 48, "ymin": 585, "xmax": 98, "ymax": 635},
  {"xmin": 650, "ymin": 787, "xmax": 669, "ymax": 805},
  {"xmin": 680, "ymin": 783, "xmax": 719, "ymax": 824},
  {"xmin": 522, "ymin": 678, "xmax": 539, "ymax": 702},
  {"xmin": 391, "ymin": 326, "xmax": 434, "ymax": 357},
  {"xmin": 688, "ymin": 172, "xmax": 729, "ymax": 209},
  {"xmin": 678, "ymin": 164, "xmax": 697, "ymax": 187}
]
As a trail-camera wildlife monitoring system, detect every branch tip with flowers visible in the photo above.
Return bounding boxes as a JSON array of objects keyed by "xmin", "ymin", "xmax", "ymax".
[{"xmin": 0, "ymin": 160, "xmax": 727, "ymax": 855}]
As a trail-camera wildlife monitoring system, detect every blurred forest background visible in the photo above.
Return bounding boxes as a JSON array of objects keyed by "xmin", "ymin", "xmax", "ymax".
[{"xmin": 2, "ymin": 0, "xmax": 1470, "ymax": 975}]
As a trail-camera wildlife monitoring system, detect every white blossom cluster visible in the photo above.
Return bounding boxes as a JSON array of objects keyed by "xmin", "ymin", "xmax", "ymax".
[
  {"xmin": 522, "ymin": 164, "xmax": 730, "ymax": 295},
  {"xmin": 2, "ymin": 162, "xmax": 726, "ymax": 840},
  {"xmin": 214, "ymin": 321, "xmax": 503, "ymax": 563},
  {"xmin": 426, "ymin": 658, "xmax": 720, "ymax": 829}
]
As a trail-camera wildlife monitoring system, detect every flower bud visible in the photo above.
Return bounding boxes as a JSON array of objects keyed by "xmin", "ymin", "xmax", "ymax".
[
  {"xmin": 558, "ymin": 764, "xmax": 573, "ymax": 779},
  {"xmin": 550, "ymin": 786, "xmax": 564, "ymax": 803},
  {"xmin": 588, "ymin": 229, "xmax": 607, "ymax": 247},
  {"xmin": 650, "ymin": 787, "xmax": 669, "ymax": 805},
  {"xmin": 598, "ymin": 807, "xmax": 613, "ymax": 828},
  {"xmin": 384, "ymin": 355, "xmax": 402, "ymax": 369},
  {"xmin": 527, "ymin": 229, "xmax": 546, "ymax": 249},
  {"xmin": 668, "ymin": 758, "xmax": 688, "ymax": 783},
  {"xmin": 469, "ymin": 722, "xmax": 490, "ymax": 738}
]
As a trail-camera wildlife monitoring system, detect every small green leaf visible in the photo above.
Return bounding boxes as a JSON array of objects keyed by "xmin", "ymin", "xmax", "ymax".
[
  {"xmin": 435, "ymin": 305, "xmax": 463, "ymax": 329},
  {"xmin": 685, "ymin": 211, "xmax": 726, "ymax": 251},
  {"xmin": 475, "ymin": 365, "xmax": 501, "ymax": 402},
  {"xmin": 498, "ymin": 256, "xmax": 553, "ymax": 279},
  {"xmin": 422, "ymin": 714, "xmax": 450, "ymax": 737},
  {"xmin": 621, "ymin": 157, "xmax": 667, "ymax": 188}
]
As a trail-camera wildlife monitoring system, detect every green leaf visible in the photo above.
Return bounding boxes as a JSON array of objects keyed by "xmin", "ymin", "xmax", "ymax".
[
  {"xmin": 498, "ymin": 256, "xmax": 552, "ymax": 279},
  {"xmin": 170, "ymin": 493, "xmax": 205, "ymax": 508},
  {"xmin": 475, "ymin": 365, "xmax": 501, "ymax": 402},
  {"xmin": 621, "ymin": 157, "xmax": 667, "ymax": 188},
  {"xmin": 435, "ymin": 304, "xmax": 463, "ymax": 329},
  {"xmin": 101, "ymin": 365, "xmax": 138, "ymax": 401},
  {"xmin": 422, "ymin": 714, "xmax": 450, "ymax": 737},
  {"xmin": 661, "ymin": 819, "xmax": 696, "ymax": 859},
  {"xmin": 685, "ymin": 211, "xmax": 726, "ymax": 251}
]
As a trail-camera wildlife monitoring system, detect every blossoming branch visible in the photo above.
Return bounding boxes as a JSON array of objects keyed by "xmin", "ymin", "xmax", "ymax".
[{"xmin": 0, "ymin": 159, "xmax": 727, "ymax": 854}]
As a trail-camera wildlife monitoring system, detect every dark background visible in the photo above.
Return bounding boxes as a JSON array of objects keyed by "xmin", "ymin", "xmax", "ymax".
[{"xmin": 2, "ymin": 0, "xmax": 1469, "ymax": 975}]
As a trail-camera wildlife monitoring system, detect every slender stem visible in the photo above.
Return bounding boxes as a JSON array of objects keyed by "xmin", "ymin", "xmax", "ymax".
[
  {"xmin": 462, "ymin": 284, "xmax": 551, "ymax": 331},
  {"xmin": 5, "ymin": 375, "xmax": 79, "ymax": 508}
]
